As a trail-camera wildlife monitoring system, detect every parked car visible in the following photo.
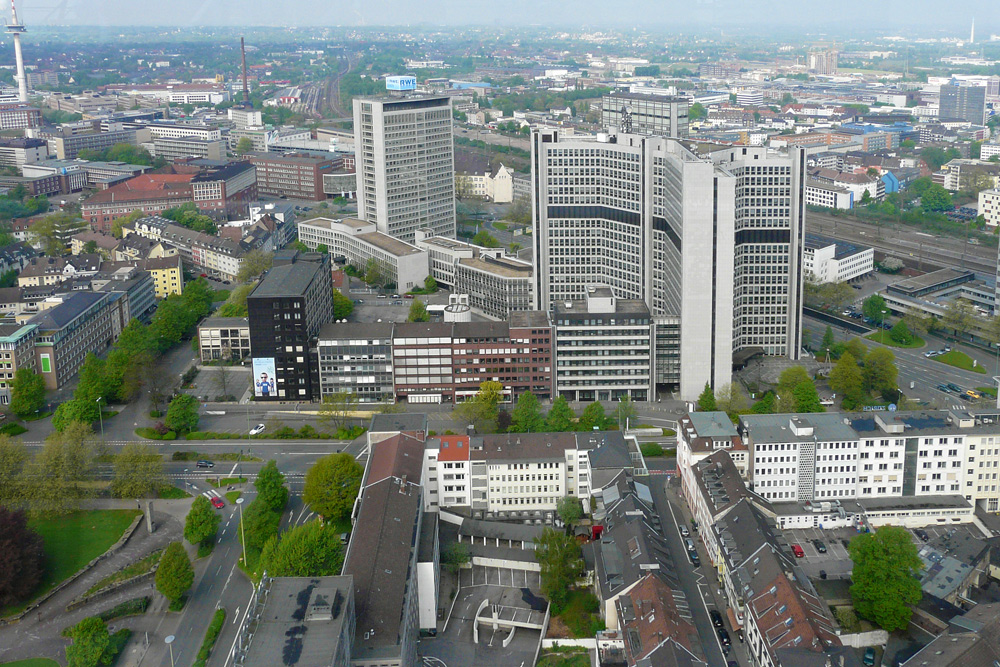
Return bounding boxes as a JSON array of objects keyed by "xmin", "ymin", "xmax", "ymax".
[
  {"xmin": 679, "ymin": 525, "xmax": 690, "ymax": 538},
  {"xmin": 685, "ymin": 538, "xmax": 695, "ymax": 551},
  {"xmin": 791, "ymin": 544, "xmax": 805, "ymax": 558},
  {"xmin": 689, "ymin": 551, "xmax": 700, "ymax": 567},
  {"xmin": 710, "ymin": 610, "xmax": 724, "ymax": 628},
  {"xmin": 915, "ymin": 528, "xmax": 930, "ymax": 542},
  {"xmin": 863, "ymin": 647, "xmax": 876, "ymax": 666},
  {"xmin": 966, "ymin": 389, "xmax": 983, "ymax": 400},
  {"xmin": 223, "ymin": 280, "xmax": 231, "ymax": 285},
  {"xmin": 196, "ymin": 460, "xmax": 214, "ymax": 468},
  {"xmin": 211, "ymin": 497, "xmax": 225, "ymax": 509},
  {"xmin": 813, "ymin": 540, "xmax": 827, "ymax": 553},
  {"xmin": 392, "ymin": 293, "xmax": 400, "ymax": 298},
  {"xmin": 377, "ymin": 294, "xmax": 387, "ymax": 299},
  {"xmin": 717, "ymin": 628, "xmax": 731, "ymax": 648},
  {"xmin": 250, "ymin": 423, "xmax": 266, "ymax": 435},
  {"xmin": 842, "ymin": 538, "xmax": 852, "ymax": 549},
  {"xmin": 925, "ymin": 351, "xmax": 941, "ymax": 358}
]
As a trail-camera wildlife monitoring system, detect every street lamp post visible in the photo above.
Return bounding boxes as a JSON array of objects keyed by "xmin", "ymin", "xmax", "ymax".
[
  {"xmin": 994, "ymin": 342, "xmax": 1000, "ymax": 378},
  {"xmin": 164, "ymin": 635, "xmax": 175, "ymax": 667},
  {"xmin": 881, "ymin": 310, "xmax": 888, "ymax": 345},
  {"xmin": 236, "ymin": 497, "xmax": 247, "ymax": 567},
  {"xmin": 96, "ymin": 397, "xmax": 105, "ymax": 445}
]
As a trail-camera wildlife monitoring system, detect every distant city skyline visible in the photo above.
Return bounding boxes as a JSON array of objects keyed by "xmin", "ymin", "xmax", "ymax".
[{"xmin": 8, "ymin": 0, "xmax": 1000, "ymax": 34}]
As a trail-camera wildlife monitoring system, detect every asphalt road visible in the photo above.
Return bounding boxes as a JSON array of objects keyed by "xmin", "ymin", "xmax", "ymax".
[{"xmin": 647, "ymin": 479, "xmax": 729, "ymax": 667}]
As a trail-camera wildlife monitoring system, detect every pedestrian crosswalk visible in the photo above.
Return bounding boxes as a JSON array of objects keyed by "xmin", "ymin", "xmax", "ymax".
[{"xmin": 202, "ymin": 489, "xmax": 223, "ymax": 500}]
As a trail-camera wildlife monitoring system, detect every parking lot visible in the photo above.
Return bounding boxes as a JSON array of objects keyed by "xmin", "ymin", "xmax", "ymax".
[{"xmin": 419, "ymin": 565, "xmax": 543, "ymax": 667}]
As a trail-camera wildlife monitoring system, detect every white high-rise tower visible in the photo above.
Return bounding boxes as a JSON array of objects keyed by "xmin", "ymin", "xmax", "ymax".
[
  {"xmin": 970, "ymin": 18, "xmax": 975, "ymax": 45},
  {"xmin": 6, "ymin": 0, "xmax": 27, "ymax": 103}
]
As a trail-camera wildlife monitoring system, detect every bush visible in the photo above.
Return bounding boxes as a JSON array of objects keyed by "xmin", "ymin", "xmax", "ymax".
[
  {"xmin": 0, "ymin": 422, "xmax": 27, "ymax": 436},
  {"xmin": 149, "ymin": 410, "xmax": 161, "ymax": 418},
  {"xmin": 558, "ymin": 590, "xmax": 604, "ymax": 638},
  {"xmin": 193, "ymin": 608, "xmax": 227, "ymax": 667},
  {"xmin": 136, "ymin": 427, "xmax": 177, "ymax": 440},
  {"xmin": 640, "ymin": 443, "xmax": 664, "ymax": 458},
  {"xmin": 835, "ymin": 606, "xmax": 861, "ymax": 633},
  {"xmin": 98, "ymin": 597, "xmax": 150, "ymax": 621}
]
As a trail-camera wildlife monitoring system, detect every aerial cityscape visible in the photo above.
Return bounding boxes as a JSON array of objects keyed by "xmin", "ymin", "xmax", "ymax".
[{"xmin": 2, "ymin": 3, "xmax": 1000, "ymax": 667}]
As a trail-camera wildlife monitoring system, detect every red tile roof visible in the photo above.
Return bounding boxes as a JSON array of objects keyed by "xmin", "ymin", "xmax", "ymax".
[{"xmin": 435, "ymin": 435, "xmax": 470, "ymax": 462}]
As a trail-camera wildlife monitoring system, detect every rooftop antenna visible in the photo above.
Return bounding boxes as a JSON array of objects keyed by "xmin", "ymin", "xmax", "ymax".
[
  {"xmin": 240, "ymin": 36, "xmax": 250, "ymax": 108},
  {"xmin": 6, "ymin": 0, "xmax": 27, "ymax": 103}
]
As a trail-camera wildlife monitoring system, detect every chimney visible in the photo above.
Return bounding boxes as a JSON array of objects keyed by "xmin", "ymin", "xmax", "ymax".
[{"xmin": 240, "ymin": 37, "xmax": 250, "ymax": 107}]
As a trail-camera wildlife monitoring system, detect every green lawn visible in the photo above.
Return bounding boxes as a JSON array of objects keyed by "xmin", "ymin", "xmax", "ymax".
[
  {"xmin": 977, "ymin": 386, "xmax": 998, "ymax": 398},
  {"xmin": 0, "ymin": 660, "xmax": 61, "ymax": 667},
  {"xmin": 537, "ymin": 650, "xmax": 590, "ymax": 667},
  {"xmin": 225, "ymin": 491, "xmax": 242, "ymax": 503},
  {"xmin": 2, "ymin": 510, "xmax": 140, "ymax": 617},
  {"xmin": 864, "ymin": 332, "xmax": 925, "ymax": 349},
  {"xmin": 933, "ymin": 350, "xmax": 988, "ymax": 374}
]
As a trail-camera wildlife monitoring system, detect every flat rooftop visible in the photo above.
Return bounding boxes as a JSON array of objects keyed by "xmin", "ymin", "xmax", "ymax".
[
  {"xmin": 458, "ymin": 254, "xmax": 532, "ymax": 278},
  {"xmin": 242, "ymin": 576, "xmax": 353, "ymax": 667},
  {"xmin": 888, "ymin": 267, "xmax": 975, "ymax": 296},
  {"xmin": 356, "ymin": 231, "xmax": 424, "ymax": 257}
]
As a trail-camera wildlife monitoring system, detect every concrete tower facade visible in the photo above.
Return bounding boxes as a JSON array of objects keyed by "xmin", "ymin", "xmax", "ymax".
[{"xmin": 7, "ymin": 0, "xmax": 27, "ymax": 103}]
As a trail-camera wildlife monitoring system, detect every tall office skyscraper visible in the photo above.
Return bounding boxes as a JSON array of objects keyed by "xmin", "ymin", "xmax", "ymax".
[
  {"xmin": 353, "ymin": 87, "xmax": 456, "ymax": 243},
  {"xmin": 940, "ymin": 82, "xmax": 987, "ymax": 125},
  {"xmin": 601, "ymin": 91, "xmax": 690, "ymax": 137},
  {"xmin": 531, "ymin": 129, "xmax": 806, "ymax": 399}
]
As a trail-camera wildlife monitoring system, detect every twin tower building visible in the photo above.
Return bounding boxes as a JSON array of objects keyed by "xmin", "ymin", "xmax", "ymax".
[{"xmin": 530, "ymin": 125, "xmax": 807, "ymax": 399}]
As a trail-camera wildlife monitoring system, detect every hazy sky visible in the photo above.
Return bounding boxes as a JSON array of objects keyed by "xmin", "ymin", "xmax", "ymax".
[{"xmin": 14, "ymin": 0, "xmax": 1000, "ymax": 34}]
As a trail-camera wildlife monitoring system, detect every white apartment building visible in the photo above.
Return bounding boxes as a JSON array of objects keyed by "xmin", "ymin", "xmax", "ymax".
[
  {"xmin": 297, "ymin": 216, "xmax": 429, "ymax": 292},
  {"xmin": 805, "ymin": 179, "xmax": 854, "ymax": 209},
  {"xmin": 737, "ymin": 410, "xmax": 1000, "ymax": 512},
  {"xmin": 979, "ymin": 188, "xmax": 1000, "ymax": 227},
  {"xmin": 803, "ymin": 233, "xmax": 874, "ymax": 283},
  {"xmin": 353, "ymin": 94, "xmax": 456, "ymax": 242},
  {"xmin": 677, "ymin": 411, "xmax": 748, "ymax": 511},
  {"xmin": 981, "ymin": 143, "xmax": 1000, "ymax": 160},
  {"xmin": 553, "ymin": 286, "xmax": 653, "ymax": 402},
  {"xmin": 421, "ymin": 431, "xmax": 632, "ymax": 521},
  {"xmin": 531, "ymin": 129, "xmax": 805, "ymax": 400},
  {"xmin": 143, "ymin": 123, "xmax": 222, "ymax": 141}
]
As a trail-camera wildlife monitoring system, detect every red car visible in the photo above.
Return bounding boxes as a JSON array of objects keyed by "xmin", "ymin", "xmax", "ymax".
[
  {"xmin": 211, "ymin": 497, "xmax": 225, "ymax": 509},
  {"xmin": 791, "ymin": 544, "xmax": 805, "ymax": 558}
]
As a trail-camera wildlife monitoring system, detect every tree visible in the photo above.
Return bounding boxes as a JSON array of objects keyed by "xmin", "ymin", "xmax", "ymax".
[
  {"xmin": 863, "ymin": 347, "xmax": 898, "ymax": 396},
  {"xmin": 51, "ymin": 397, "xmax": 100, "ymax": 432},
  {"xmin": 820, "ymin": 326, "xmax": 835, "ymax": 355},
  {"xmin": 254, "ymin": 460, "xmax": 288, "ymax": 512},
  {"xmin": 849, "ymin": 526, "xmax": 922, "ymax": 631},
  {"xmin": 236, "ymin": 249, "xmax": 273, "ymax": 283},
  {"xmin": 27, "ymin": 423, "xmax": 96, "ymax": 514},
  {"xmin": 315, "ymin": 243, "xmax": 329, "ymax": 255},
  {"xmin": 165, "ymin": 394, "xmax": 199, "ymax": 433},
  {"xmin": 545, "ymin": 396, "xmax": 575, "ymax": 432},
  {"xmin": 697, "ymin": 382, "xmax": 717, "ymax": 411},
  {"xmin": 557, "ymin": 496, "xmax": 583, "ymax": 529},
  {"xmin": 303, "ymin": 453, "xmax": 364, "ymax": 522},
  {"xmin": 511, "ymin": 391, "xmax": 545, "ymax": 433},
  {"xmin": 407, "ymin": 299, "xmax": 430, "ymax": 322},
  {"xmin": 65, "ymin": 616, "xmax": 112, "ymax": 667},
  {"xmin": 715, "ymin": 383, "xmax": 749, "ymax": 418},
  {"xmin": 235, "ymin": 136, "xmax": 255, "ymax": 156},
  {"xmin": 616, "ymin": 395, "xmax": 637, "ymax": 428},
  {"xmin": 688, "ymin": 102, "xmax": 706, "ymax": 121},
  {"xmin": 110, "ymin": 443, "xmax": 164, "ymax": 498},
  {"xmin": 8, "ymin": 368, "xmax": 45, "ymax": 418},
  {"xmin": 258, "ymin": 520, "xmax": 345, "ymax": 577},
  {"xmin": 441, "ymin": 541, "xmax": 471, "ymax": 574},
  {"xmin": 829, "ymin": 352, "xmax": 864, "ymax": 404},
  {"xmin": 155, "ymin": 541, "xmax": 194, "ymax": 603},
  {"xmin": 0, "ymin": 435, "xmax": 28, "ymax": 504},
  {"xmin": 29, "ymin": 211, "xmax": 85, "ymax": 256},
  {"xmin": 211, "ymin": 364, "xmax": 234, "ymax": 400},
  {"xmin": 363, "ymin": 257, "xmax": 383, "ymax": 288},
  {"xmin": 579, "ymin": 402, "xmax": 612, "ymax": 431},
  {"xmin": 902, "ymin": 307, "xmax": 931, "ymax": 337},
  {"xmin": 454, "ymin": 380, "xmax": 503, "ymax": 433},
  {"xmin": 332, "ymin": 288, "xmax": 354, "ymax": 319},
  {"xmin": 862, "ymin": 294, "xmax": 888, "ymax": 324},
  {"xmin": 184, "ymin": 496, "xmax": 221, "ymax": 546},
  {"xmin": 535, "ymin": 527, "xmax": 584, "ymax": 609},
  {"xmin": 889, "ymin": 320, "xmax": 914, "ymax": 345},
  {"xmin": 240, "ymin": 499, "xmax": 281, "ymax": 558},
  {"xmin": 0, "ymin": 506, "xmax": 44, "ymax": 607},
  {"xmin": 793, "ymin": 379, "xmax": 824, "ymax": 413},
  {"xmin": 920, "ymin": 183, "xmax": 953, "ymax": 213},
  {"xmin": 845, "ymin": 338, "xmax": 868, "ymax": 364},
  {"xmin": 943, "ymin": 298, "xmax": 977, "ymax": 338},
  {"xmin": 777, "ymin": 366, "xmax": 811, "ymax": 395},
  {"xmin": 318, "ymin": 391, "xmax": 358, "ymax": 433},
  {"xmin": 750, "ymin": 392, "xmax": 776, "ymax": 414},
  {"xmin": 423, "ymin": 275, "xmax": 438, "ymax": 292},
  {"xmin": 472, "ymin": 230, "xmax": 500, "ymax": 248}
]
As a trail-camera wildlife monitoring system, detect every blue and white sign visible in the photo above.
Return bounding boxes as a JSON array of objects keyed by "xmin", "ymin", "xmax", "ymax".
[{"xmin": 386, "ymin": 75, "xmax": 417, "ymax": 91}]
